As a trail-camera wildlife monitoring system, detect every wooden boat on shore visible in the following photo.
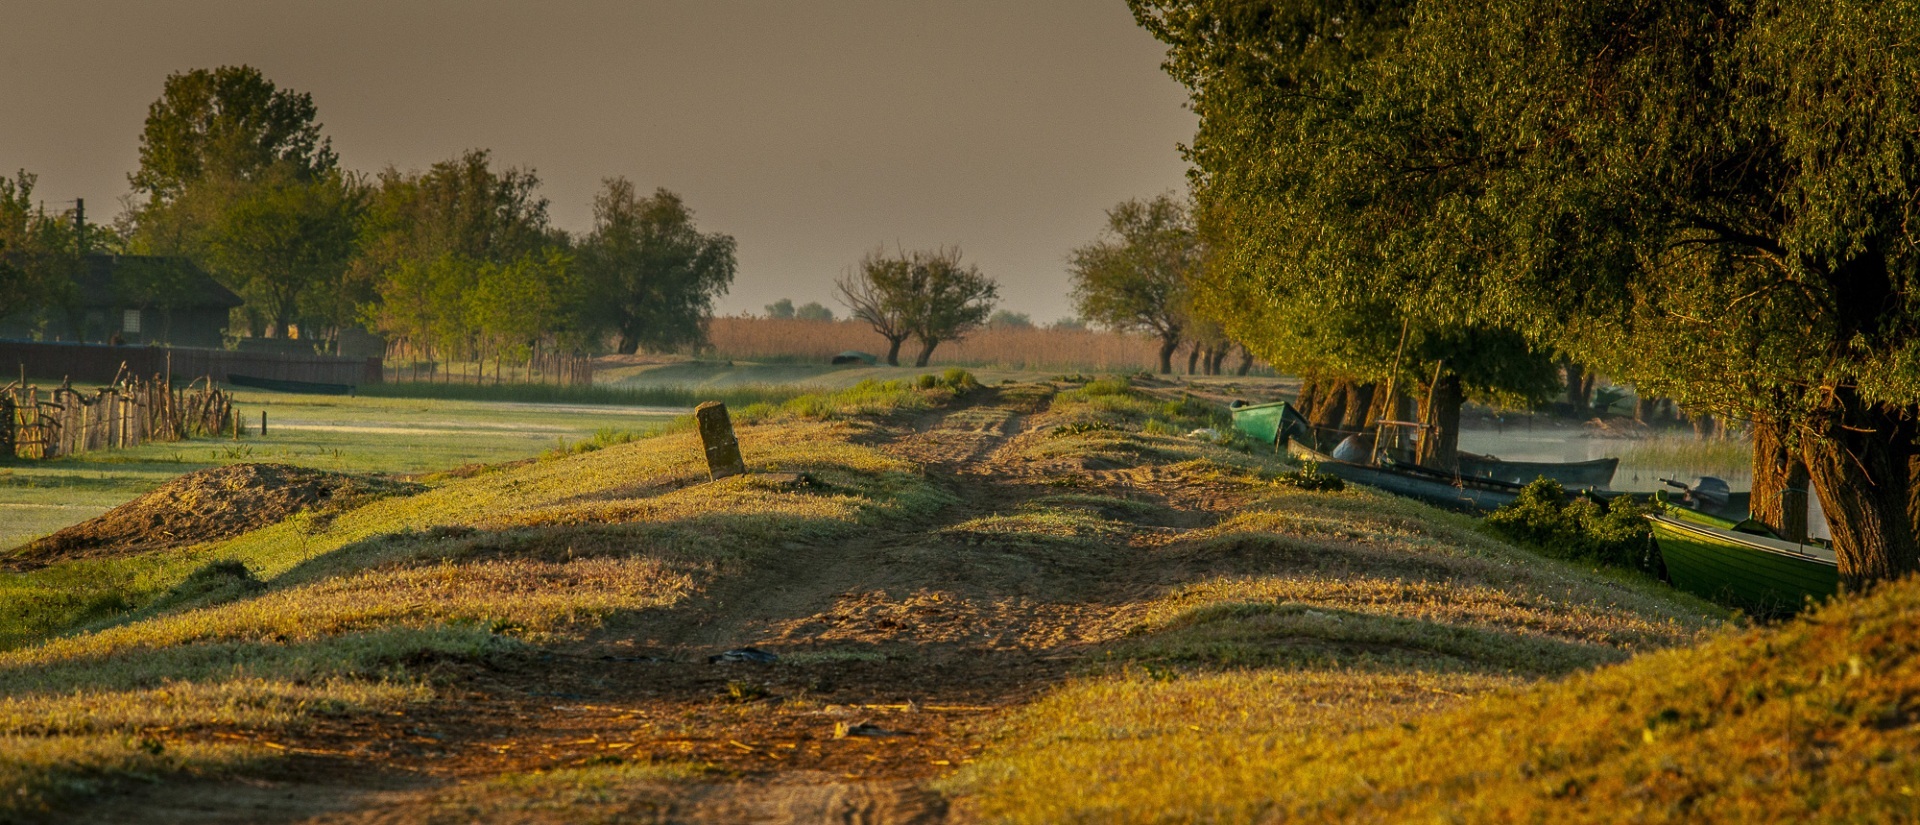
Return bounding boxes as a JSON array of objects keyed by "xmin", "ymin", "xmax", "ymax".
[
  {"xmin": 1646, "ymin": 509, "xmax": 1838, "ymax": 617},
  {"xmin": 1286, "ymin": 442, "xmax": 1527, "ymax": 513},
  {"xmin": 226, "ymin": 373, "xmax": 356, "ymax": 395},
  {"xmin": 1457, "ymin": 453, "xmax": 1619, "ymax": 487}
]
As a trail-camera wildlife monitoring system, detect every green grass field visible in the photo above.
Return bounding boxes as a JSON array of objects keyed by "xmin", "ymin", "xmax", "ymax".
[{"xmin": 0, "ymin": 390, "xmax": 683, "ymax": 549}]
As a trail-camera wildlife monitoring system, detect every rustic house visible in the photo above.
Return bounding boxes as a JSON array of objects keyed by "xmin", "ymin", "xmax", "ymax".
[{"xmin": 0, "ymin": 254, "xmax": 242, "ymax": 349}]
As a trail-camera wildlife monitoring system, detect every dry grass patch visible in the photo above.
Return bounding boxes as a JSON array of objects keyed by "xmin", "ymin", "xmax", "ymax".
[
  {"xmin": 944, "ymin": 668, "xmax": 1520, "ymax": 823},
  {"xmin": 424, "ymin": 761, "xmax": 710, "ymax": 824}
]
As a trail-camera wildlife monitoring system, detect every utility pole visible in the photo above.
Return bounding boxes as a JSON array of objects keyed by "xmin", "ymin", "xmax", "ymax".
[{"xmin": 73, "ymin": 198, "xmax": 85, "ymax": 256}]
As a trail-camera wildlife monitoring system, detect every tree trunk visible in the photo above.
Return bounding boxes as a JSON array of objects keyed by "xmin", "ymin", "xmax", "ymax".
[
  {"xmin": 1693, "ymin": 413, "xmax": 1716, "ymax": 440},
  {"xmin": 1635, "ymin": 394, "xmax": 1659, "ymax": 426},
  {"xmin": 1340, "ymin": 382, "xmax": 1376, "ymax": 432},
  {"xmin": 1157, "ymin": 335, "xmax": 1179, "ymax": 374},
  {"xmin": 885, "ymin": 336, "xmax": 905, "ymax": 367},
  {"xmin": 1800, "ymin": 396, "xmax": 1920, "ymax": 589},
  {"xmin": 1306, "ymin": 378, "xmax": 1350, "ymax": 433},
  {"xmin": 1296, "ymin": 375, "xmax": 1321, "ymax": 418},
  {"xmin": 1236, "ymin": 346, "xmax": 1254, "ymax": 376},
  {"xmin": 1416, "ymin": 373, "xmax": 1463, "ymax": 473},
  {"xmin": 1208, "ymin": 346, "xmax": 1229, "ymax": 375},
  {"xmin": 1564, "ymin": 360, "xmax": 1589, "ymax": 417},
  {"xmin": 1186, "ymin": 343, "xmax": 1202, "ymax": 375},
  {"xmin": 912, "ymin": 339, "xmax": 937, "ymax": 368},
  {"xmin": 1750, "ymin": 417, "xmax": 1811, "ymax": 543},
  {"xmin": 616, "ymin": 332, "xmax": 640, "ymax": 355}
]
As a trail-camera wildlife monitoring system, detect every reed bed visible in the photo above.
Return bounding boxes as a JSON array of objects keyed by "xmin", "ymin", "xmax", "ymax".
[{"xmin": 704, "ymin": 317, "xmax": 1169, "ymax": 372}]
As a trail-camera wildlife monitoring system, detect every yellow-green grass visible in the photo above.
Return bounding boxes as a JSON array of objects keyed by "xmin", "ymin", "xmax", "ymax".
[
  {"xmin": 958, "ymin": 573, "xmax": 1920, "ymax": 822},
  {"xmin": 0, "ymin": 407, "xmax": 948, "ymax": 817},
  {"xmin": 949, "ymin": 396, "xmax": 1743, "ymax": 822}
]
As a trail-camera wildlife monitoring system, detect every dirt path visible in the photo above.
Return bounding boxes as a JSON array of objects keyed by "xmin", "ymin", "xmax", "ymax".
[{"xmin": 82, "ymin": 388, "xmax": 1238, "ymax": 824}]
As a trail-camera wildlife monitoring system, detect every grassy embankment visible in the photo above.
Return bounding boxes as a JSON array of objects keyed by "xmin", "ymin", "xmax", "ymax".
[
  {"xmin": 6, "ymin": 373, "xmax": 1892, "ymax": 821},
  {"xmin": 0, "ymin": 377, "xmax": 951, "ymax": 818}
]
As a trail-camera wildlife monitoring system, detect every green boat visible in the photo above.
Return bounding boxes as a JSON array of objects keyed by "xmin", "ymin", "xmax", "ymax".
[
  {"xmin": 1646, "ymin": 511, "xmax": 1839, "ymax": 617},
  {"xmin": 1228, "ymin": 400, "xmax": 1311, "ymax": 449}
]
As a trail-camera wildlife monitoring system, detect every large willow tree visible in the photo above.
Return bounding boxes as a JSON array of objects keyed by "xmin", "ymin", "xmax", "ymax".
[{"xmin": 1137, "ymin": 0, "xmax": 1920, "ymax": 586}]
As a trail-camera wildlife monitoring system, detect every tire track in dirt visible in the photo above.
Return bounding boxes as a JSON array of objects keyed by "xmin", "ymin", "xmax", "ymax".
[{"xmin": 80, "ymin": 388, "xmax": 1200, "ymax": 825}]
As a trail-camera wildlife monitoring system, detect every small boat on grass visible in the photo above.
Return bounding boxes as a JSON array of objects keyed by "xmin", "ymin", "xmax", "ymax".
[
  {"xmin": 1646, "ymin": 509, "xmax": 1838, "ymax": 617},
  {"xmin": 1229, "ymin": 400, "xmax": 1602, "ymax": 512},
  {"xmin": 1285, "ymin": 441, "xmax": 1527, "ymax": 513},
  {"xmin": 1457, "ymin": 453, "xmax": 1619, "ymax": 487}
]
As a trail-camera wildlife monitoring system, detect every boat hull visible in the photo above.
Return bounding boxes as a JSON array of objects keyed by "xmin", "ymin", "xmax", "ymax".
[
  {"xmin": 1288, "ymin": 444, "xmax": 1522, "ymax": 513},
  {"xmin": 1458, "ymin": 454, "xmax": 1619, "ymax": 487},
  {"xmin": 1229, "ymin": 401, "xmax": 1305, "ymax": 450},
  {"xmin": 1647, "ymin": 514, "xmax": 1838, "ymax": 617}
]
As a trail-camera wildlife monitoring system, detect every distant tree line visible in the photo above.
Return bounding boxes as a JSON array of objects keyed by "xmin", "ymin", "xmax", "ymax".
[{"xmin": 2, "ymin": 65, "xmax": 736, "ymax": 367}]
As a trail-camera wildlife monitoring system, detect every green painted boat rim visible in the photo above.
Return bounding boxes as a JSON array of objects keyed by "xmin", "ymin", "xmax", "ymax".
[{"xmin": 1645, "ymin": 514, "xmax": 1836, "ymax": 566}]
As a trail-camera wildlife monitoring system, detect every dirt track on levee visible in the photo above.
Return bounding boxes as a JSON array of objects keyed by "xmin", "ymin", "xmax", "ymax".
[{"xmin": 61, "ymin": 386, "xmax": 1272, "ymax": 824}]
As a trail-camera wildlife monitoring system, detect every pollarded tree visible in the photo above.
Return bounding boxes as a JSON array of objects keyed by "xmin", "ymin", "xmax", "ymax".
[
  {"xmin": 899, "ymin": 247, "xmax": 997, "ymax": 367},
  {"xmin": 1136, "ymin": 0, "xmax": 1560, "ymax": 469},
  {"xmin": 577, "ymin": 178, "xmax": 736, "ymax": 354},
  {"xmin": 838, "ymin": 250, "xmax": 914, "ymax": 366},
  {"xmin": 1069, "ymin": 194, "xmax": 1198, "ymax": 374},
  {"xmin": 837, "ymin": 247, "xmax": 998, "ymax": 367},
  {"xmin": 1137, "ymin": 0, "xmax": 1920, "ymax": 585}
]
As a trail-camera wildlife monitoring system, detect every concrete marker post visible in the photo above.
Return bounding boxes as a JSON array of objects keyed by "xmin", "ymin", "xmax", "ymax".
[{"xmin": 695, "ymin": 401, "xmax": 746, "ymax": 481}]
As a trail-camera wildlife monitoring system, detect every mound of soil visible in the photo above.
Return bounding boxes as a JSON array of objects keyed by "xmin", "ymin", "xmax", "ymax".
[{"xmin": 5, "ymin": 463, "xmax": 423, "ymax": 570}]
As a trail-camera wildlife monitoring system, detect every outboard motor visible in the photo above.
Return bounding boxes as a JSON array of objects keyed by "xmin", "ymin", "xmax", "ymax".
[{"xmin": 1662, "ymin": 476, "xmax": 1731, "ymax": 514}]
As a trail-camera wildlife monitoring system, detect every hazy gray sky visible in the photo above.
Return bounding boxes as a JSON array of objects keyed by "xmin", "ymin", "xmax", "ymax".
[{"xmin": 3, "ymin": 1, "xmax": 1196, "ymax": 322}]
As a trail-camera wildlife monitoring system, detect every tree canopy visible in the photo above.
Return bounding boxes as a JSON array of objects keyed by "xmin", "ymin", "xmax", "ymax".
[
  {"xmin": 1068, "ymin": 194, "xmax": 1199, "ymax": 374},
  {"xmin": 1135, "ymin": 0, "xmax": 1920, "ymax": 583},
  {"xmin": 577, "ymin": 179, "xmax": 736, "ymax": 355},
  {"xmin": 0, "ymin": 171, "xmax": 80, "ymax": 328},
  {"xmin": 839, "ymin": 247, "xmax": 997, "ymax": 367},
  {"xmin": 130, "ymin": 65, "xmax": 337, "ymax": 205}
]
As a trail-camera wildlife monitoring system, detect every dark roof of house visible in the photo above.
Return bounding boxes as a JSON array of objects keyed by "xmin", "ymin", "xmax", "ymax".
[{"xmin": 73, "ymin": 254, "xmax": 244, "ymax": 310}]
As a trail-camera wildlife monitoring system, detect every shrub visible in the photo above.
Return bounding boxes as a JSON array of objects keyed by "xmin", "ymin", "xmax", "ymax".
[
  {"xmin": 1274, "ymin": 462, "xmax": 1345, "ymax": 492},
  {"xmin": 1485, "ymin": 478, "xmax": 1656, "ymax": 571}
]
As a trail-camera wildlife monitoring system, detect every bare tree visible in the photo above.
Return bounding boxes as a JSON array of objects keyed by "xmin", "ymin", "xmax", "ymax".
[{"xmin": 837, "ymin": 249, "xmax": 913, "ymax": 366}]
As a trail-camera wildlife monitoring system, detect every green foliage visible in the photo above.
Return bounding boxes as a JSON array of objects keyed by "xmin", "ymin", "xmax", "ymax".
[
  {"xmin": 1485, "ymin": 480, "xmax": 1655, "ymax": 572},
  {"xmin": 1068, "ymin": 194, "xmax": 1197, "ymax": 373},
  {"xmin": 1051, "ymin": 421, "xmax": 1119, "ymax": 437},
  {"xmin": 836, "ymin": 246, "xmax": 998, "ymax": 367},
  {"xmin": 0, "ymin": 170, "xmax": 81, "ymax": 325},
  {"xmin": 201, "ymin": 164, "xmax": 362, "ymax": 334},
  {"xmin": 129, "ymin": 65, "xmax": 337, "ymax": 204},
  {"xmin": 1135, "ymin": 0, "xmax": 1920, "ymax": 577},
  {"xmin": 987, "ymin": 309, "xmax": 1033, "ymax": 329},
  {"xmin": 764, "ymin": 298, "xmax": 795, "ymax": 319},
  {"xmin": 1274, "ymin": 462, "xmax": 1344, "ymax": 492},
  {"xmin": 577, "ymin": 179, "xmax": 736, "ymax": 355},
  {"xmin": 792, "ymin": 301, "xmax": 834, "ymax": 322}
]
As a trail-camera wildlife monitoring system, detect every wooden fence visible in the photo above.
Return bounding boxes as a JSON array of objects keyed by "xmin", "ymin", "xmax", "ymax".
[
  {"xmin": 0, "ymin": 340, "xmax": 383, "ymax": 387},
  {"xmin": 3, "ymin": 375, "xmax": 237, "ymax": 460},
  {"xmin": 382, "ymin": 338, "xmax": 594, "ymax": 387}
]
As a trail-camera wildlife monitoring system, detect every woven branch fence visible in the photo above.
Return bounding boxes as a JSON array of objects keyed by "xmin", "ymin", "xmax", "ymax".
[{"xmin": 2, "ymin": 374, "xmax": 237, "ymax": 460}]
